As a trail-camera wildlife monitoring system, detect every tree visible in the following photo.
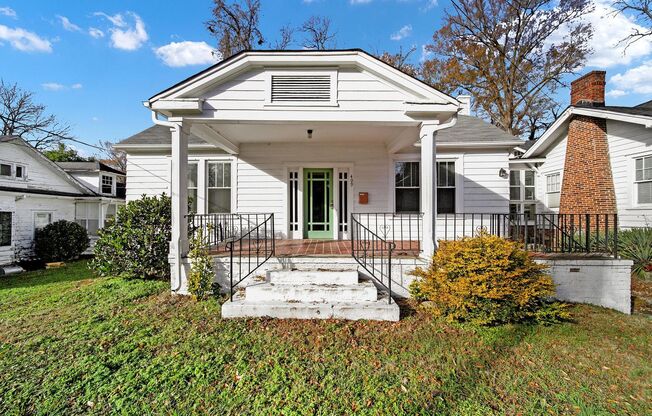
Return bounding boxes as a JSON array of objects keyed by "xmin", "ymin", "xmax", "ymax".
[
  {"xmin": 300, "ymin": 16, "xmax": 336, "ymax": 50},
  {"xmin": 424, "ymin": 0, "xmax": 594, "ymax": 138},
  {"xmin": 614, "ymin": 0, "xmax": 652, "ymax": 46},
  {"xmin": 42, "ymin": 143, "xmax": 92, "ymax": 162},
  {"xmin": 98, "ymin": 140, "xmax": 127, "ymax": 172},
  {"xmin": 376, "ymin": 46, "xmax": 419, "ymax": 78},
  {"xmin": 273, "ymin": 24, "xmax": 295, "ymax": 50},
  {"xmin": 0, "ymin": 80, "xmax": 72, "ymax": 150},
  {"xmin": 205, "ymin": 0, "xmax": 264, "ymax": 59}
]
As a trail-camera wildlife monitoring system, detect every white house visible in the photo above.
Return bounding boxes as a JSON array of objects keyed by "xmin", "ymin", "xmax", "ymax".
[
  {"xmin": 57, "ymin": 161, "xmax": 126, "ymax": 199},
  {"xmin": 514, "ymin": 71, "xmax": 652, "ymax": 228},
  {"xmin": 0, "ymin": 136, "xmax": 125, "ymax": 266},
  {"xmin": 116, "ymin": 49, "xmax": 531, "ymax": 319}
]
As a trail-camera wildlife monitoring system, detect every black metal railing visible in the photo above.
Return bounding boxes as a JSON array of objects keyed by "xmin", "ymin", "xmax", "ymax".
[
  {"xmin": 352, "ymin": 212, "xmax": 422, "ymax": 254},
  {"xmin": 439, "ymin": 213, "xmax": 618, "ymax": 256},
  {"xmin": 351, "ymin": 214, "xmax": 395, "ymax": 304},
  {"xmin": 187, "ymin": 213, "xmax": 275, "ymax": 299}
]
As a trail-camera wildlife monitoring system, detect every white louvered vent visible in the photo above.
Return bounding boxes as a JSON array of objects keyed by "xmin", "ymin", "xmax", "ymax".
[{"xmin": 271, "ymin": 75, "xmax": 332, "ymax": 103}]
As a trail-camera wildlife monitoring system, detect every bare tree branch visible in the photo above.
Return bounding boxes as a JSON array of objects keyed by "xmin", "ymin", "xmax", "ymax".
[
  {"xmin": 613, "ymin": 0, "xmax": 652, "ymax": 47},
  {"xmin": 205, "ymin": 0, "xmax": 264, "ymax": 58},
  {"xmin": 300, "ymin": 16, "xmax": 336, "ymax": 50}
]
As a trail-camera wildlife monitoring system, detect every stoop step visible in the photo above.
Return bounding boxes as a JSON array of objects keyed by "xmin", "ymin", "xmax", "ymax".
[{"xmin": 222, "ymin": 269, "xmax": 400, "ymax": 322}]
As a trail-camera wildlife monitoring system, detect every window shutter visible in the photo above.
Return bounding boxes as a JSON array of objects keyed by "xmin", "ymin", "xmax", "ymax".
[{"xmin": 271, "ymin": 75, "xmax": 331, "ymax": 103}]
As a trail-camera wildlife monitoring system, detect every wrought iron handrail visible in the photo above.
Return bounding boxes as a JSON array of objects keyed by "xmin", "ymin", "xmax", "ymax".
[
  {"xmin": 439, "ymin": 213, "xmax": 618, "ymax": 256},
  {"xmin": 352, "ymin": 212, "xmax": 422, "ymax": 253},
  {"xmin": 351, "ymin": 214, "xmax": 395, "ymax": 304}
]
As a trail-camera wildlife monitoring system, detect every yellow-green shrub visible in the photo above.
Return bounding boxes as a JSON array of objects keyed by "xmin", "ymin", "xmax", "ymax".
[
  {"xmin": 188, "ymin": 228, "xmax": 215, "ymax": 301},
  {"xmin": 409, "ymin": 231, "xmax": 569, "ymax": 325}
]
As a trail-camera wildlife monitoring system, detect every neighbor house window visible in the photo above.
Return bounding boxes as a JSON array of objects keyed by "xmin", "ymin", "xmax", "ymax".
[
  {"xmin": 546, "ymin": 172, "xmax": 561, "ymax": 209},
  {"xmin": 635, "ymin": 155, "xmax": 652, "ymax": 204},
  {"xmin": 15, "ymin": 165, "xmax": 25, "ymax": 179},
  {"xmin": 75, "ymin": 202, "xmax": 100, "ymax": 235},
  {"xmin": 510, "ymin": 170, "xmax": 536, "ymax": 220},
  {"xmin": 0, "ymin": 212, "xmax": 11, "ymax": 246},
  {"xmin": 34, "ymin": 212, "xmax": 53, "ymax": 233},
  {"xmin": 437, "ymin": 161, "xmax": 456, "ymax": 214},
  {"xmin": 0, "ymin": 163, "xmax": 10, "ymax": 177},
  {"xmin": 188, "ymin": 162, "xmax": 198, "ymax": 213},
  {"xmin": 101, "ymin": 175, "xmax": 114, "ymax": 195},
  {"xmin": 395, "ymin": 161, "xmax": 420, "ymax": 213},
  {"xmin": 207, "ymin": 161, "xmax": 231, "ymax": 213}
]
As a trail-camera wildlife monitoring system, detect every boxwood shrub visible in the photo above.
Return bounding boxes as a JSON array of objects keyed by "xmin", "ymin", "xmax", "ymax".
[
  {"xmin": 34, "ymin": 220, "xmax": 90, "ymax": 262},
  {"xmin": 91, "ymin": 194, "xmax": 171, "ymax": 279}
]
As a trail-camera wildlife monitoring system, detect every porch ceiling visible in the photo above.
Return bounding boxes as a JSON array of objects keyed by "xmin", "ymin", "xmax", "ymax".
[{"xmin": 193, "ymin": 122, "xmax": 419, "ymax": 146}]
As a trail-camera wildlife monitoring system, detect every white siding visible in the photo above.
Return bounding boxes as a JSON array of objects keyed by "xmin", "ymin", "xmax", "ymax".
[
  {"xmin": 0, "ymin": 195, "xmax": 15, "ymax": 265},
  {"xmin": 535, "ymin": 134, "xmax": 567, "ymax": 213},
  {"xmin": 125, "ymin": 154, "xmax": 171, "ymax": 200}
]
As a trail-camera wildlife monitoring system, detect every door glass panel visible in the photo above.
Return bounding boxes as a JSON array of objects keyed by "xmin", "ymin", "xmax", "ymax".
[{"xmin": 312, "ymin": 179, "xmax": 325, "ymax": 224}]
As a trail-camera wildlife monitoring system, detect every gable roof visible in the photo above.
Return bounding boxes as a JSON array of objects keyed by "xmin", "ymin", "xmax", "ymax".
[
  {"xmin": 523, "ymin": 103, "xmax": 652, "ymax": 158},
  {"xmin": 147, "ymin": 49, "xmax": 459, "ymax": 106},
  {"xmin": 436, "ymin": 115, "xmax": 520, "ymax": 144},
  {"xmin": 0, "ymin": 135, "xmax": 97, "ymax": 196},
  {"xmin": 57, "ymin": 161, "xmax": 125, "ymax": 175},
  {"xmin": 115, "ymin": 125, "xmax": 215, "ymax": 149}
]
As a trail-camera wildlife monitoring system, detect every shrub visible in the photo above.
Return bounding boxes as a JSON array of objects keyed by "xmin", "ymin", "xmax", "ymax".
[
  {"xmin": 91, "ymin": 194, "xmax": 171, "ymax": 279},
  {"xmin": 34, "ymin": 220, "xmax": 89, "ymax": 262},
  {"xmin": 617, "ymin": 228, "xmax": 652, "ymax": 279},
  {"xmin": 188, "ymin": 228, "xmax": 216, "ymax": 300},
  {"xmin": 409, "ymin": 231, "xmax": 569, "ymax": 325}
]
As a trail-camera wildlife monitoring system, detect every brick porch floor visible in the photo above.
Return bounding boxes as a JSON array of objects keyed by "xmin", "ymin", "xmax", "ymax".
[{"xmin": 211, "ymin": 239, "xmax": 420, "ymax": 257}]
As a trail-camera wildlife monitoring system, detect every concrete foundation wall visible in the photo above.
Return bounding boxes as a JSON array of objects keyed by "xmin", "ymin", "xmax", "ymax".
[{"xmin": 536, "ymin": 258, "xmax": 632, "ymax": 314}]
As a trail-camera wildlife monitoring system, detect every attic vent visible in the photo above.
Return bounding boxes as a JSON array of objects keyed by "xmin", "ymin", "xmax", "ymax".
[{"xmin": 271, "ymin": 75, "xmax": 331, "ymax": 103}]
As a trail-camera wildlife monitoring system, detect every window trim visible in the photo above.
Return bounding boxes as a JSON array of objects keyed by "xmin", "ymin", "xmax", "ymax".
[
  {"xmin": 0, "ymin": 211, "xmax": 12, "ymax": 247},
  {"xmin": 75, "ymin": 202, "xmax": 100, "ymax": 236},
  {"xmin": 509, "ymin": 169, "xmax": 537, "ymax": 221},
  {"xmin": 100, "ymin": 174, "xmax": 115, "ymax": 195},
  {"xmin": 264, "ymin": 69, "xmax": 339, "ymax": 107},
  {"xmin": 206, "ymin": 160, "xmax": 233, "ymax": 214},
  {"xmin": 633, "ymin": 154, "xmax": 652, "ymax": 207},
  {"xmin": 545, "ymin": 171, "xmax": 561, "ymax": 209},
  {"xmin": 33, "ymin": 211, "xmax": 53, "ymax": 236},
  {"xmin": 394, "ymin": 160, "xmax": 421, "ymax": 213},
  {"xmin": 436, "ymin": 160, "xmax": 457, "ymax": 215}
]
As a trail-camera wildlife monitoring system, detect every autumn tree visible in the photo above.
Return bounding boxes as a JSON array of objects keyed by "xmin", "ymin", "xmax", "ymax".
[
  {"xmin": 300, "ymin": 16, "xmax": 336, "ymax": 50},
  {"xmin": 614, "ymin": 0, "xmax": 652, "ymax": 45},
  {"xmin": 425, "ymin": 0, "xmax": 594, "ymax": 138},
  {"xmin": 206, "ymin": 0, "xmax": 264, "ymax": 58},
  {"xmin": 0, "ymin": 80, "xmax": 71, "ymax": 150},
  {"xmin": 376, "ymin": 46, "xmax": 420, "ymax": 78}
]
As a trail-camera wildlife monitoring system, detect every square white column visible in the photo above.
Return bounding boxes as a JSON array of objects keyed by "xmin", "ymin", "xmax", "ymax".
[
  {"xmin": 420, "ymin": 123, "xmax": 437, "ymax": 256},
  {"xmin": 169, "ymin": 122, "xmax": 189, "ymax": 294}
]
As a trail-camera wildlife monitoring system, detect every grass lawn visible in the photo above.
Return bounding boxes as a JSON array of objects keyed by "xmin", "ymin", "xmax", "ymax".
[{"xmin": 1, "ymin": 261, "xmax": 651, "ymax": 415}]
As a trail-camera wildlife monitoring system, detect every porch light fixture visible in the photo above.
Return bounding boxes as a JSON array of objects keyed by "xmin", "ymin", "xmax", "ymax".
[
  {"xmin": 499, "ymin": 168, "xmax": 508, "ymax": 178},
  {"xmin": 307, "ymin": 129, "xmax": 313, "ymax": 139}
]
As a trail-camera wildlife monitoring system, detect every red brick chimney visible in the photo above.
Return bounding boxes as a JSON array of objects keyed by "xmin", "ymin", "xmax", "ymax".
[{"xmin": 559, "ymin": 71, "xmax": 617, "ymax": 215}]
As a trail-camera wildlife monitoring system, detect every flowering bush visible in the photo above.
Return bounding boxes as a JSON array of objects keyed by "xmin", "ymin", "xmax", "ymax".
[{"xmin": 409, "ymin": 231, "xmax": 569, "ymax": 325}]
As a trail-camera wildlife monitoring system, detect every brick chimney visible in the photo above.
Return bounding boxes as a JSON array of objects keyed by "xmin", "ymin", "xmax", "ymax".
[{"xmin": 559, "ymin": 71, "xmax": 617, "ymax": 215}]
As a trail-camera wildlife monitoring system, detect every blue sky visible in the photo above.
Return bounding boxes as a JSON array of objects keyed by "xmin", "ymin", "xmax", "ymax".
[{"xmin": 1, "ymin": 0, "xmax": 651, "ymax": 155}]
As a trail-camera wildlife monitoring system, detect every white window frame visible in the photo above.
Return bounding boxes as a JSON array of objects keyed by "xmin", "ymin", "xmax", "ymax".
[
  {"xmin": 188, "ymin": 162, "xmax": 199, "ymax": 214},
  {"xmin": 100, "ymin": 174, "xmax": 115, "ymax": 196},
  {"xmin": 33, "ymin": 211, "xmax": 53, "ymax": 236},
  {"xmin": 633, "ymin": 154, "xmax": 652, "ymax": 207},
  {"xmin": 15, "ymin": 164, "xmax": 26, "ymax": 180},
  {"xmin": 436, "ymin": 160, "xmax": 457, "ymax": 215},
  {"xmin": 509, "ymin": 170, "xmax": 537, "ymax": 220},
  {"xmin": 264, "ymin": 69, "xmax": 338, "ymax": 107},
  {"xmin": 206, "ymin": 160, "xmax": 233, "ymax": 214},
  {"xmin": 75, "ymin": 202, "xmax": 100, "ymax": 236},
  {"xmin": 545, "ymin": 171, "xmax": 561, "ymax": 209}
]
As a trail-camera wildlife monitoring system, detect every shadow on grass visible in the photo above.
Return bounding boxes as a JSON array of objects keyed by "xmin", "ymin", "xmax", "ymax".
[{"xmin": 0, "ymin": 262, "xmax": 94, "ymax": 292}]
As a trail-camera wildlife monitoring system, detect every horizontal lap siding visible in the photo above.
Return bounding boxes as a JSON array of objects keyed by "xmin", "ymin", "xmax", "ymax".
[
  {"xmin": 536, "ymin": 135, "xmax": 567, "ymax": 212},
  {"xmin": 125, "ymin": 155, "xmax": 170, "ymax": 200},
  {"xmin": 237, "ymin": 143, "xmax": 390, "ymax": 237},
  {"xmin": 606, "ymin": 120, "xmax": 652, "ymax": 228},
  {"xmin": 460, "ymin": 151, "xmax": 510, "ymax": 213}
]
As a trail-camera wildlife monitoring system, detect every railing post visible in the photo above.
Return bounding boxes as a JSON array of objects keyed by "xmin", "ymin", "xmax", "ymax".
[
  {"xmin": 388, "ymin": 242, "xmax": 394, "ymax": 304},
  {"xmin": 228, "ymin": 242, "xmax": 234, "ymax": 301},
  {"xmin": 585, "ymin": 214, "xmax": 590, "ymax": 253},
  {"xmin": 613, "ymin": 214, "xmax": 619, "ymax": 259}
]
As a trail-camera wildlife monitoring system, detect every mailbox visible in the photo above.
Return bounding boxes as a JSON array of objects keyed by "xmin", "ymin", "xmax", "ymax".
[{"xmin": 358, "ymin": 192, "xmax": 369, "ymax": 204}]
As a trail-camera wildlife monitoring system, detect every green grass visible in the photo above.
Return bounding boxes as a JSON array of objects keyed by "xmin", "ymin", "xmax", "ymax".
[{"xmin": 1, "ymin": 261, "xmax": 651, "ymax": 415}]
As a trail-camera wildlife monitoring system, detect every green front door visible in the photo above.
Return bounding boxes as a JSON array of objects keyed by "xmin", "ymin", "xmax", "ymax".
[{"xmin": 303, "ymin": 169, "xmax": 333, "ymax": 239}]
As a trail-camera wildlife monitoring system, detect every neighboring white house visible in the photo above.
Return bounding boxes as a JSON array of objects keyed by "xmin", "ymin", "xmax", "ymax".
[
  {"xmin": 0, "ymin": 136, "xmax": 125, "ymax": 266},
  {"xmin": 513, "ymin": 71, "xmax": 652, "ymax": 228},
  {"xmin": 57, "ymin": 161, "xmax": 126, "ymax": 199}
]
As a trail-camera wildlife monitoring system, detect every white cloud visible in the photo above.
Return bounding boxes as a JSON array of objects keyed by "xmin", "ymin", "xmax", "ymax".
[
  {"xmin": 56, "ymin": 15, "xmax": 81, "ymax": 32},
  {"xmin": 154, "ymin": 41, "xmax": 220, "ymax": 67},
  {"xmin": 0, "ymin": 6, "xmax": 16, "ymax": 18},
  {"xmin": 0, "ymin": 24, "xmax": 52, "ymax": 52},
  {"xmin": 610, "ymin": 61, "xmax": 652, "ymax": 95},
  {"xmin": 41, "ymin": 82, "xmax": 83, "ymax": 91},
  {"xmin": 88, "ymin": 27, "xmax": 104, "ymax": 38},
  {"xmin": 92, "ymin": 116, "xmax": 100, "ymax": 122},
  {"xmin": 606, "ymin": 89, "xmax": 627, "ymax": 98},
  {"xmin": 42, "ymin": 82, "xmax": 65, "ymax": 91},
  {"xmin": 95, "ymin": 11, "xmax": 148, "ymax": 51},
  {"xmin": 390, "ymin": 24, "xmax": 412, "ymax": 41},
  {"xmin": 421, "ymin": 0, "xmax": 437, "ymax": 11},
  {"xmin": 350, "ymin": 0, "xmax": 372, "ymax": 4}
]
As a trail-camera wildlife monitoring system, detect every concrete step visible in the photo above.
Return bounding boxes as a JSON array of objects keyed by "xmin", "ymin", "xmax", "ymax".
[
  {"xmin": 267, "ymin": 269, "xmax": 358, "ymax": 285},
  {"xmin": 245, "ymin": 281, "xmax": 378, "ymax": 303},
  {"xmin": 221, "ymin": 297, "xmax": 399, "ymax": 322}
]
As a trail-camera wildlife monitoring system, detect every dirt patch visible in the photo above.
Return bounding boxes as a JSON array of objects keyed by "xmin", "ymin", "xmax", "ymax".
[{"xmin": 632, "ymin": 277, "xmax": 652, "ymax": 315}]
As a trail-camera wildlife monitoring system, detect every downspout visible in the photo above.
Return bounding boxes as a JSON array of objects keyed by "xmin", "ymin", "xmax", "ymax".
[{"xmin": 151, "ymin": 110, "xmax": 184, "ymax": 292}]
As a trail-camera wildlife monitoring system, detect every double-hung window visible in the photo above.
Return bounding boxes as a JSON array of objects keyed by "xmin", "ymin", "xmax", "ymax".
[
  {"xmin": 0, "ymin": 212, "xmax": 11, "ymax": 246},
  {"xmin": 34, "ymin": 212, "xmax": 53, "ymax": 235},
  {"xmin": 635, "ymin": 155, "xmax": 652, "ymax": 204},
  {"xmin": 437, "ymin": 161, "xmax": 456, "ymax": 214},
  {"xmin": 101, "ymin": 175, "xmax": 114, "ymax": 195},
  {"xmin": 0, "ymin": 163, "xmax": 11, "ymax": 177},
  {"xmin": 188, "ymin": 162, "xmax": 199, "ymax": 213},
  {"xmin": 75, "ymin": 203, "xmax": 99, "ymax": 235},
  {"xmin": 510, "ymin": 170, "xmax": 536, "ymax": 220},
  {"xmin": 207, "ymin": 161, "xmax": 231, "ymax": 213},
  {"xmin": 546, "ymin": 172, "xmax": 561, "ymax": 208},
  {"xmin": 395, "ymin": 161, "xmax": 420, "ymax": 213}
]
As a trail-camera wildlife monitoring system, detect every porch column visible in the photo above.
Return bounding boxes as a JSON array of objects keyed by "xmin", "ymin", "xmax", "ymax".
[
  {"xmin": 169, "ymin": 122, "xmax": 190, "ymax": 294},
  {"xmin": 420, "ymin": 123, "xmax": 438, "ymax": 256}
]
